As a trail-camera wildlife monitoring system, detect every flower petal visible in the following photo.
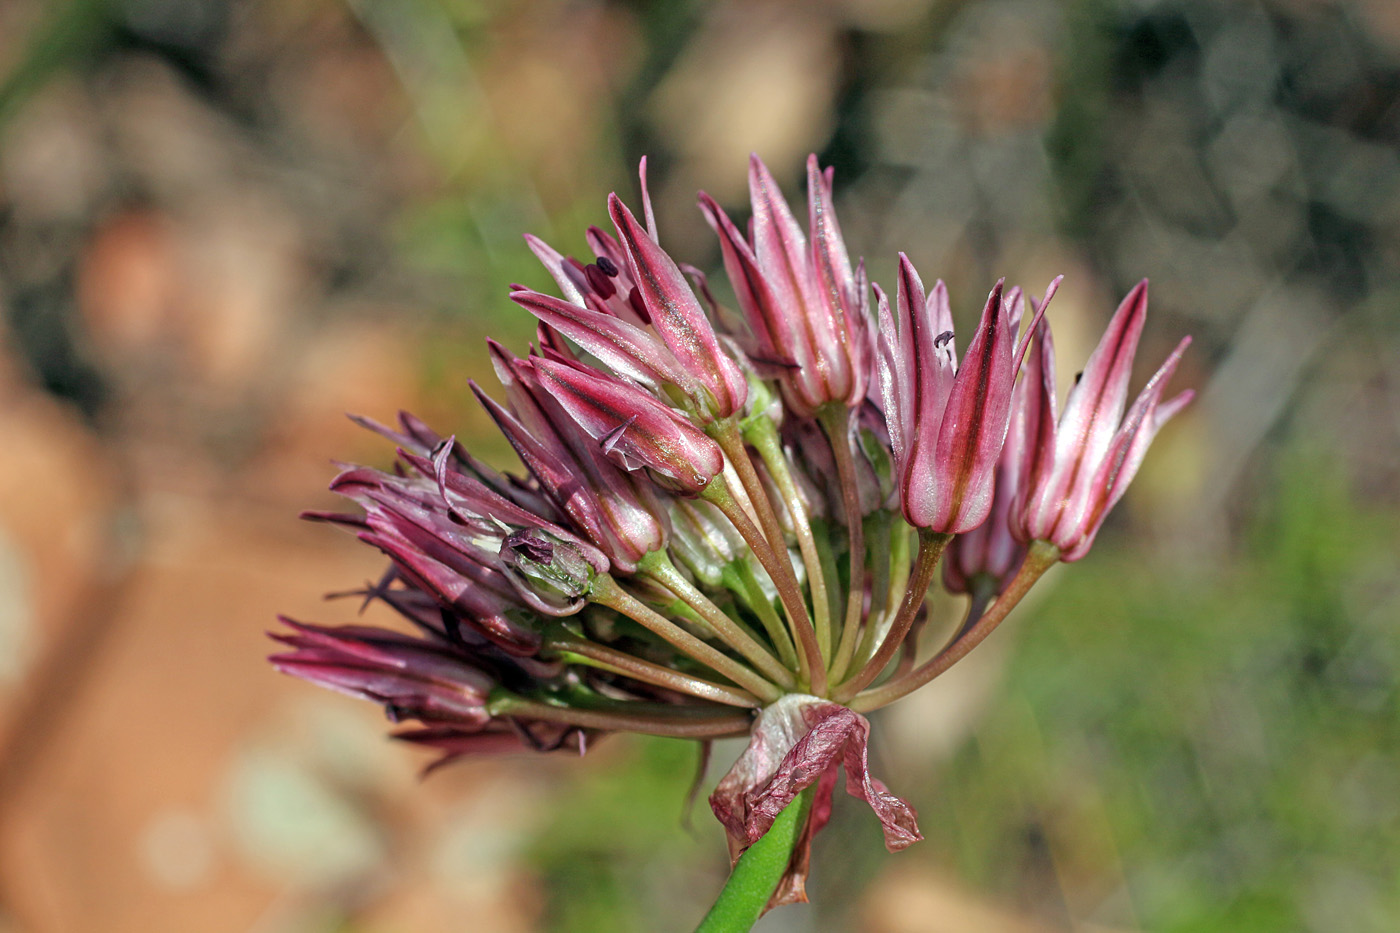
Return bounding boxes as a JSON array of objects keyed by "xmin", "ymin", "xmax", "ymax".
[
  {"xmin": 873, "ymin": 283, "xmax": 908, "ymax": 474},
  {"xmin": 1046, "ymin": 280, "xmax": 1149, "ymax": 513},
  {"xmin": 923, "ymin": 279, "xmax": 1015, "ymax": 532},
  {"xmin": 609, "ymin": 194, "xmax": 747, "ymax": 418},
  {"xmin": 806, "ymin": 155, "xmax": 858, "ymax": 404},
  {"xmin": 533, "ymin": 358, "xmax": 724, "ymax": 495},
  {"xmin": 523, "ymin": 234, "xmax": 588, "ymax": 306},
  {"xmin": 1060, "ymin": 335, "xmax": 1192, "ymax": 560},
  {"xmin": 699, "ymin": 191, "xmax": 795, "ymax": 367},
  {"xmin": 509, "ymin": 287, "xmax": 691, "ymax": 394},
  {"xmin": 1010, "ymin": 316, "xmax": 1060, "ymax": 542}
]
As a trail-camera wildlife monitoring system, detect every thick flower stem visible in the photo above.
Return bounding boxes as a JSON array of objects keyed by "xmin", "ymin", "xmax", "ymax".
[
  {"xmin": 848, "ymin": 541, "xmax": 1058, "ymax": 711},
  {"xmin": 589, "ymin": 574, "xmax": 784, "ymax": 703},
  {"xmin": 834, "ymin": 529, "xmax": 952, "ymax": 702},
  {"xmin": 694, "ymin": 788, "xmax": 814, "ymax": 933},
  {"xmin": 490, "ymin": 695, "xmax": 753, "ymax": 739},
  {"xmin": 640, "ymin": 551, "xmax": 796, "ymax": 690},
  {"xmin": 543, "ymin": 631, "xmax": 761, "ymax": 708},
  {"xmin": 743, "ymin": 415, "xmax": 833, "ymax": 659},
  {"xmin": 703, "ymin": 475, "xmax": 827, "ymax": 696}
]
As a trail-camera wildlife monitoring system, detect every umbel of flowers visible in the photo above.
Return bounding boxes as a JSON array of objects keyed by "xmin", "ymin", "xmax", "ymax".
[{"xmin": 272, "ymin": 155, "xmax": 1192, "ymax": 908}]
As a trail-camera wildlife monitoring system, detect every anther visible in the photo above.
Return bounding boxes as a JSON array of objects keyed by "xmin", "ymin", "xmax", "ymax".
[
  {"xmin": 627, "ymin": 287, "xmax": 651, "ymax": 324},
  {"xmin": 584, "ymin": 263, "xmax": 617, "ymax": 299}
]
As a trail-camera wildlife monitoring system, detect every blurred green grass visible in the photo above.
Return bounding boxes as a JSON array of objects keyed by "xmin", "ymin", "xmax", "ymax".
[{"xmin": 935, "ymin": 449, "xmax": 1399, "ymax": 931}]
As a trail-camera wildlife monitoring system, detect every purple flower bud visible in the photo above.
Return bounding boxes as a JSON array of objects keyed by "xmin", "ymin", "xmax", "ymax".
[
  {"xmin": 532, "ymin": 357, "xmax": 725, "ymax": 496},
  {"xmin": 1011, "ymin": 281, "xmax": 1194, "ymax": 561},
  {"xmin": 475, "ymin": 341, "xmax": 669, "ymax": 572},
  {"xmin": 609, "ymin": 193, "xmax": 748, "ymax": 419},
  {"xmin": 877, "ymin": 260, "xmax": 1036, "ymax": 533},
  {"xmin": 499, "ymin": 527, "xmax": 598, "ymax": 614},
  {"xmin": 518, "ymin": 161, "xmax": 746, "ymax": 422},
  {"xmin": 699, "ymin": 154, "xmax": 871, "ymax": 416},
  {"xmin": 270, "ymin": 619, "xmax": 496, "ymax": 727},
  {"xmin": 331, "ymin": 470, "xmax": 545, "ymax": 654},
  {"xmin": 508, "ymin": 287, "xmax": 696, "ymax": 397}
]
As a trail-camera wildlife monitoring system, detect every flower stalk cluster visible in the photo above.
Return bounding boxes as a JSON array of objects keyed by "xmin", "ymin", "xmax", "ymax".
[{"xmin": 273, "ymin": 154, "xmax": 1192, "ymax": 905}]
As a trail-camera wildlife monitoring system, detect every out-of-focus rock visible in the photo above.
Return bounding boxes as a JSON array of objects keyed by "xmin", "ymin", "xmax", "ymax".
[
  {"xmin": 650, "ymin": 2, "xmax": 840, "ymax": 210},
  {"xmin": 860, "ymin": 865, "xmax": 1058, "ymax": 933}
]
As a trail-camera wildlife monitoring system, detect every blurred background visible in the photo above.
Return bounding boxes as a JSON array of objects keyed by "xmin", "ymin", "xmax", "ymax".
[{"xmin": 0, "ymin": 0, "xmax": 1397, "ymax": 930}]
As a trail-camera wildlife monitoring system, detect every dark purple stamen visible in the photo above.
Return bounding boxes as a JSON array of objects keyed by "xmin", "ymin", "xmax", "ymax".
[
  {"xmin": 584, "ymin": 263, "xmax": 617, "ymax": 299},
  {"xmin": 506, "ymin": 531, "xmax": 554, "ymax": 564},
  {"xmin": 627, "ymin": 286, "xmax": 651, "ymax": 324}
]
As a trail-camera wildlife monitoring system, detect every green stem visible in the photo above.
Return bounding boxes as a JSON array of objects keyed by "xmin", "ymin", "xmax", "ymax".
[
  {"xmin": 744, "ymin": 415, "xmax": 833, "ymax": 660},
  {"xmin": 848, "ymin": 519, "xmax": 912, "ymax": 674},
  {"xmin": 703, "ymin": 476, "xmax": 826, "ymax": 695},
  {"xmin": 490, "ymin": 694, "xmax": 753, "ymax": 739},
  {"xmin": 849, "ymin": 541, "xmax": 1058, "ymax": 711},
  {"xmin": 809, "ymin": 518, "xmax": 843, "ymax": 648},
  {"xmin": 817, "ymin": 405, "xmax": 867, "ymax": 681},
  {"xmin": 640, "ymin": 551, "xmax": 796, "ymax": 690},
  {"xmin": 542, "ymin": 631, "xmax": 760, "ymax": 708},
  {"xmin": 834, "ymin": 529, "xmax": 951, "ymax": 702},
  {"xmin": 589, "ymin": 574, "xmax": 784, "ymax": 703},
  {"xmin": 694, "ymin": 789, "xmax": 813, "ymax": 933},
  {"xmin": 732, "ymin": 559, "xmax": 800, "ymax": 670},
  {"xmin": 829, "ymin": 511, "xmax": 891, "ymax": 683}
]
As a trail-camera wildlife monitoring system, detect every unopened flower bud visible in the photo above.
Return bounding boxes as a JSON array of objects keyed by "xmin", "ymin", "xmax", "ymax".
[
  {"xmin": 668, "ymin": 499, "xmax": 747, "ymax": 587},
  {"xmin": 270, "ymin": 619, "xmax": 496, "ymax": 728},
  {"xmin": 533, "ymin": 358, "xmax": 724, "ymax": 496},
  {"xmin": 1011, "ymin": 282, "xmax": 1193, "ymax": 561}
]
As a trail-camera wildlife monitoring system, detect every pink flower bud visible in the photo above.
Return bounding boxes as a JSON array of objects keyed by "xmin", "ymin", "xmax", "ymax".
[
  {"xmin": 698, "ymin": 154, "xmax": 871, "ymax": 415},
  {"xmin": 270, "ymin": 619, "xmax": 496, "ymax": 727},
  {"xmin": 877, "ymin": 260, "xmax": 1040, "ymax": 533},
  {"xmin": 533, "ymin": 357, "xmax": 725, "ymax": 496},
  {"xmin": 1012, "ymin": 281, "xmax": 1194, "ymax": 560}
]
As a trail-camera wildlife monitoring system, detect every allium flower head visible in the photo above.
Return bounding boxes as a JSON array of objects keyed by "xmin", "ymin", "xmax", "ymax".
[{"xmin": 274, "ymin": 154, "xmax": 1192, "ymax": 908}]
